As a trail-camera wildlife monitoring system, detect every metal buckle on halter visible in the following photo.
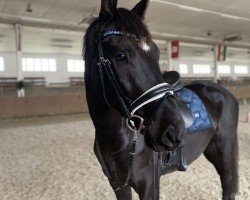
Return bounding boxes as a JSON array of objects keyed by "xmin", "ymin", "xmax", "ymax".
[
  {"xmin": 98, "ymin": 57, "xmax": 111, "ymax": 66},
  {"xmin": 126, "ymin": 115, "xmax": 145, "ymax": 133}
]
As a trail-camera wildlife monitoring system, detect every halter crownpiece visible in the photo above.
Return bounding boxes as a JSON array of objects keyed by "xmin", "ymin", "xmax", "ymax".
[{"xmin": 102, "ymin": 30, "xmax": 137, "ymax": 40}]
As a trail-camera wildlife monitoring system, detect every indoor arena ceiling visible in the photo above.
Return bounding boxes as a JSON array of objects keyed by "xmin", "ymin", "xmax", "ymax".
[{"xmin": 1, "ymin": 0, "xmax": 250, "ymax": 55}]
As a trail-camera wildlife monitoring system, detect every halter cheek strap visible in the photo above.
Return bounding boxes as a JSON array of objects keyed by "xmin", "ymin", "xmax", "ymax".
[{"xmin": 96, "ymin": 37, "xmax": 131, "ymax": 118}]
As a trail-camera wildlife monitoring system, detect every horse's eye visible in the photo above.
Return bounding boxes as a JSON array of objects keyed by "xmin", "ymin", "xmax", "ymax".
[{"xmin": 116, "ymin": 52, "xmax": 127, "ymax": 62}]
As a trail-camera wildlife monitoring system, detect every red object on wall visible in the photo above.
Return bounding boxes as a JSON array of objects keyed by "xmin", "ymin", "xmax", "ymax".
[
  {"xmin": 217, "ymin": 45, "xmax": 221, "ymax": 61},
  {"xmin": 171, "ymin": 40, "xmax": 179, "ymax": 59}
]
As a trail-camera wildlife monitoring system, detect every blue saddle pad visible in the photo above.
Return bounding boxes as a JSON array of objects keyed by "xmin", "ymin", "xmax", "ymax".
[{"xmin": 176, "ymin": 87, "xmax": 212, "ymax": 134}]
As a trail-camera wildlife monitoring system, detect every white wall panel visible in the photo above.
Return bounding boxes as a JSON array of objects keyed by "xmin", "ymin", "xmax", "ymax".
[
  {"xmin": 0, "ymin": 52, "xmax": 17, "ymax": 77},
  {"xmin": 0, "ymin": 52, "xmax": 84, "ymax": 85}
]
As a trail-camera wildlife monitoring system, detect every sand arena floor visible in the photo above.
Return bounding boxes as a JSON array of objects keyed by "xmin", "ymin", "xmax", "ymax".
[{"xmin": 0, "ymin": 106, "xmax": 249, "ymax": 200}]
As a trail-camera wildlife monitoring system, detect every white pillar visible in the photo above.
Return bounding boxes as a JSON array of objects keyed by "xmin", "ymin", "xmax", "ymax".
[
  {"xmin": 167, "ymin": 41, "xmax": 173, "ymax": 71},
  {"xmin": 15, "ymin": 24, "xmax": 22, "ymax": 81},
  {"xmin": 213, "ymin": 44, "xmax": 219, "ymax": 83},
  {"xmin": 15, "ymin": 24, "xmax": 25, "ymax": 97}
]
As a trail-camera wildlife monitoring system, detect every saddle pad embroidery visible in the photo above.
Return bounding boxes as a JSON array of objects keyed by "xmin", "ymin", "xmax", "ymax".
[{"xmin": 176, "ymin": 87, "xmax": 212, "ymax": 134}]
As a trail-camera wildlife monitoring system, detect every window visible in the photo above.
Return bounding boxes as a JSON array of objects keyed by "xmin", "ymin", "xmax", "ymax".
[
  {"xmin": 179, "ymin": 64, "xmax": 188, "ymax": 74},
  {"xmin": 26, "ymin": 58, "xmax": 34, "ymax": 71},
  {"xmin": 34, "ymin": 58, "xmax": 42, "ymax": 72},
  {"xmin": 49, "ymin": 59, "xmax": 56, "ymax": 72},
  {"xmin": 193, "ymin": 64, "xmax": 211, "ymax": 74},
  {"xmin": 22, "ymin": 58, "xmax": 57, "ymax": 72},
  {"xmin": 22, "ymin": 59, "xmax": 26, "ymax": 71},
  {"xmin": 0, "ymin": 57, "xmax": 4, "ymax": 71},
  {"xmin": 234, "ymin": 65, "xmax": 248, "ymax": 74},
  {"xmin": 41, "ymin": 59, "xmax": 49, "ymax": 72},
  {"xmin": 218, "ymin": 65, "xmax": 231, "ymax": 74},
  {"xmin": 67, "ymin": 59, "xmax": 85, "ymax": 72}
]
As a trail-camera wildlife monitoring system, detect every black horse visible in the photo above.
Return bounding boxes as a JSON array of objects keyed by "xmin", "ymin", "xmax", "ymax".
[{"xmin": 83, "ymin": 0, "xmax": 238, "ymax": 199}]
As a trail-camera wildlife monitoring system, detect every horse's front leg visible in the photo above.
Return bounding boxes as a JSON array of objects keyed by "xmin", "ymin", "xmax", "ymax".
[
  {"xmin": 133, "ymin": 151, "xmax": 160, "ymax": 200},
  {"xmin": 112, "ymin": 186, "xmax": 132, "ymax": 200},
  {"xmin": 133, "ymin": 175, "xmax": 160, "ymax": 200}
]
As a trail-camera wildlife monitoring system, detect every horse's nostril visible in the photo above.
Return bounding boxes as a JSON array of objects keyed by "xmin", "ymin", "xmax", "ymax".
[
  {"xmin": 161, "ymin": 125, "xmax": 184, "ymax": 149},
  {"xmin": 161, "ymin": 125, "xmax": 176, "ymax": 147}
]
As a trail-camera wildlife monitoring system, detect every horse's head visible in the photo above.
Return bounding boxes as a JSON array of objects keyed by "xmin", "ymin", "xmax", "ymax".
[{"xmin": 84, "ymin": 0, "xmax": 186, "ymax": 152}]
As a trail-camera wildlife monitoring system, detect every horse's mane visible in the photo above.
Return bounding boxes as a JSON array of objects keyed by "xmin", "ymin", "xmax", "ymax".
[{"xmin": 83, "ymin": 8, "xmax": 150, "ymax": 59}]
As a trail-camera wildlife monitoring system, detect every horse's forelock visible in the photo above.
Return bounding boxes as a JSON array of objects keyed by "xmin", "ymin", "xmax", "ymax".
[
  {"xmin": 115, "ymin": 8, "xmax": 150, "ymax": 39},
  {"xmin": 83, "ymin": 7, "xmax": 150, "ymax": 57}
]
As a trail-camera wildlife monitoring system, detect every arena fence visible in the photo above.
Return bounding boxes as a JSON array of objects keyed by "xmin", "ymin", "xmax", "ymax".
[
  {"xmin": 0, "ymin": 93, "xmax": 88, "ymax": 119},
  {"xmin": 0, "ymin": 87, "xmax": 248, "ymax": 119}
]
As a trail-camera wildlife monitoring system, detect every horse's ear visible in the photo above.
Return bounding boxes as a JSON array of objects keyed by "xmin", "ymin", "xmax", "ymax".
[
  {"xmin": 99, "ymin": 0, "xmax": 118, "ymax": 21},
  {"xmin": 131, "ymin": 0, "xmax": 149, "ymax": 19}
]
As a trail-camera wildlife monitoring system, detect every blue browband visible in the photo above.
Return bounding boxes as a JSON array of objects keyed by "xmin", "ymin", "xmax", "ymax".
[{"xmin": 102, "ymin": 30, "xmax": 137, "ymax": 40}]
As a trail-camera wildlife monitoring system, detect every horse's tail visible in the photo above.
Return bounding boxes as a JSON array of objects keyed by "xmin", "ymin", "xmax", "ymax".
[
  {"xmin": 223, "ymin": 87, "xmax": 239, "ymax": 196},
  {"xmin": 231, "ymin": 126, "xmax": 239, "ymax": 194},
  {"xmin": 223, "ymin": 86, "xmax": 239, "ymax": 195}
]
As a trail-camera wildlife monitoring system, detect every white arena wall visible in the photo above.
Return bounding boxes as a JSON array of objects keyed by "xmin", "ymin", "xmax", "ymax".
[
  {"xmin": 171, "ymin": 60, "xmax": 250, "ymax": 78},
  {"xmin": 0, "ymin": 50, "xmax": 249, "ymax": 86},
  {"xmin": 0, "ymin": 52, "xmax": 84, "ymax": 85}
]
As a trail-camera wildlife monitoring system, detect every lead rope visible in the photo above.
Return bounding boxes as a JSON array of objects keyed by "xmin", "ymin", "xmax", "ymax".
[
  {"xmin": 114, "ymin": 115, "xmax": 144, "ymax": 191},
  {"xmin": 94, "ymin": 132, "xmax": 138, "ymax": 192},
  {"xmin": 94, "ymin": 116, "xmax": 143, "ymax": 192},
  {"xmin": 115, "ymin": 128, "xmax": 138, "ymax": 191}
]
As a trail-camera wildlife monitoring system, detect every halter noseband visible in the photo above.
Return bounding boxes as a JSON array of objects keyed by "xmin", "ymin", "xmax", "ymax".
[{"xmin": 96, "ymin": 30, "xmax": 174, "ymax": 131}]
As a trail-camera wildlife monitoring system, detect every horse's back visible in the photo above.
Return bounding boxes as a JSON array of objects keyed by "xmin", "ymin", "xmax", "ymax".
[
  {"xmin": 185, "ymin": 80, "xmax": 239, "ymax": 124},
  {"xmin": 175, "ymin": 80, "xmax": 239, "ymax": 142}
]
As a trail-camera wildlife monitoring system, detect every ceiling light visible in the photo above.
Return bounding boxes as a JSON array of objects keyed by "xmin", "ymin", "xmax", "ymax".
[
  {"xmin": 220, "ymin": 14, "xmax": 240, "ymax": 20},
  {"xmin": 178, "ymin": 5, "xmax": 202, "ymax": 12},
  {"xmin": 192, "ymin": 36, "xmax": 208, "ymax": 41},
  {"xmin": 20, "ymin": 16, "xmax": 50, "ymax": 22},
  {"xmin": 50, "ymin": 43, "xmax": 73, "ymax": 48},
  {"xmin": 223, "ymin": 35, "xmax": 242, "ymax": 42},
  {"xmin": 26, "ymin": 3, "xmax": 33, "ymax": 13},
  {"xmin": 207, "ymin": 31, "xmax": 212, "ymax": 36},
  {"xmin": 51, "ymin": 39, "xmax": 73, "ymax": 43}
]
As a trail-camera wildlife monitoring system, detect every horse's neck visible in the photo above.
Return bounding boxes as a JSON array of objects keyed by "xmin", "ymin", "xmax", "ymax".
[
  {"xmin": 85, "ymin": 74, "xmax": 131, "ymax": 148},
  {"xmin": 97, "ymin": 113, "xmax": 132, "ymax": 156},
  {"xmin": 88, "ymin": 98, "xmax": 131, "ymax": 153}
]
